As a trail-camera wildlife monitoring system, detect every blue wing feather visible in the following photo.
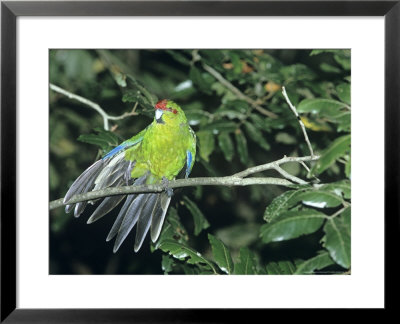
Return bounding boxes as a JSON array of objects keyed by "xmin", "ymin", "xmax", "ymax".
[
  {"xmin": 185, "ymin": 150, "xmax": 193, "ymax": 178},
  {"xmin": 103, "ymin": 137, "xmax": 143, "ymax": 160}
]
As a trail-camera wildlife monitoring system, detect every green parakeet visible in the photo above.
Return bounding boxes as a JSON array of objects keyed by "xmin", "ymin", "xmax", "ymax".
[{"xmin": 63, "ymin": 99, "xmax": 196, "ymax": 252}]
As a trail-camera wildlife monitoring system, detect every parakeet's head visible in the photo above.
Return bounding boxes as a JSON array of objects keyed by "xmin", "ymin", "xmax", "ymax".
[{"xmin": 154, "ymin": 99, "xmax": 186, "ymax": 124}]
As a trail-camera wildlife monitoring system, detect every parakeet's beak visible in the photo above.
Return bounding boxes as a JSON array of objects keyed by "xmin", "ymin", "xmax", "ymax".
[{"xmin": 155, "ymin": 109, "xmax": 164, "ymax": 124}]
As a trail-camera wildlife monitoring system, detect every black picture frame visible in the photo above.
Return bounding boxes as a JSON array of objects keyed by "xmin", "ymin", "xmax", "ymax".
[{"xmin": 1, "ymin": 0, "xmax": 398, "ymax": 321}]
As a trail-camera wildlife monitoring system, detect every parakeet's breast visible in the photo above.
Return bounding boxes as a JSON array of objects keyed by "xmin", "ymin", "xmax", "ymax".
[{"xmin": 135, "ymin": 121, "xmax": 191, "ymax": 180}]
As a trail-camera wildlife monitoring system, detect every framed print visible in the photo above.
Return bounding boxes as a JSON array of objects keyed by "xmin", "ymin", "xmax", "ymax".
[{"xmin": 1, "ymin": 0, "xmax": 398, "ymax": 321}]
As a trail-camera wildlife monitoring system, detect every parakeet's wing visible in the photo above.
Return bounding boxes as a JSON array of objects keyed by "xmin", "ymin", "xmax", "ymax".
[
  {"xmin": 63, "ymin": 130, "xmax": 145, "ymax": 218},
  {"xmin": 63, "ymin": 127, "xmax": 171, "ymax": 252}
]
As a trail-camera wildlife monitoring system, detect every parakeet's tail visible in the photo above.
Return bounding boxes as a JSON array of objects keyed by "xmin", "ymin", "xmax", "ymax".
[{"xmin": 104, "ymin": 190, "xmax": 171, "ymax": 253}]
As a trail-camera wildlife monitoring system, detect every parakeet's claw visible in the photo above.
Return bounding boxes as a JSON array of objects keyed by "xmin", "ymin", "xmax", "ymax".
[{"xmin": 162, "ymin": 176, "xmax": 174, "ymax": 197}]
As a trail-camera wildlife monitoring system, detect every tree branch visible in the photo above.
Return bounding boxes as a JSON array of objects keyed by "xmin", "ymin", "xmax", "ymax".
[
  {"xmin": 201, "ymin": 63, "xmax": 278, "ymax": 119},
  {"xmin": 49, "ymin": 155, "xmax": 319, "ymax": 211},
  {"xmin": 50, "ymin": 83, "xmax": 138, "ymax": 131},
  {"xmin": 282, "ymin": 86, "xmax": 315, "ymax": 157}
]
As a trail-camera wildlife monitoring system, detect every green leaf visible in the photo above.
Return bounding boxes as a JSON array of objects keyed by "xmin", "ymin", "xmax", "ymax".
[
  {"xmin": 333, "ymin": 111, "xmax": 351, "ymax": 132},
  {"xmin": 200, "ymin": 50, "xmax": 224, "ymax": 66},
  {"xmin": 214, "ymin": 109, "xmax": 246, "ymax": 120},
  {"xmin": 218, "ymin": 132, "xmax": 235, "ymax": 162},
  {"xmin": 121, "ymin": 90, "xmax": 154, "ymax": 111},
  {"xmin": 197, "ymin": 130, "xmax": 215, "ymax": 162},
  {"xmin": 275, "ymin": 132, "xmax": 297, "ymax": 145},
  {"xmin": 77, "ymin": 128, "xmax": 120, "ymax": 153},
  {"xmin": 158, "ymin": 239, "xmax": 217, "ymax": 273},
  {"xmin": 244, "ymin": 121, "xmax": 270, "ymax": 151},
  {"xmin": 166, "ymin": 50, "xmax": 191, "ymax": 65},
  {"xmin": 190, "ymin": 66, "xmax": 212, "ymax": 95},
  {"xmin": 294, "ymin": 251, "xmax": 335, "ymax": 274},
  {"xmin": 93, "ymin": 126, "xmax": 121, "ymax": 143},
  {"xmin": 277, "ymin": 260, "xmax": 296, "ymax": 274},
  {"xmin": 172, "ymin": 80, "xmax": 196, "ymax": 99},
  {"xmin": 336, "ymin": 83, "xmax": 351, "ymax": 105},
  {"xmin": 161, "ymin": 255, "xmax": 175, "ymax": 274},
  {"xmin": 310, "ymin": 49, "xmax": 340, "ymax": 56},
  {"xmin": 77, "ymin": 134, "xmax": 108, "ymax": 149},
  {"xmin": 264, "ymin": 116, "xmax": 292, "ymax": 130},
  {"xmin": 231, "ymin": 52, "xmax": 243, "ymax": 74},
  {"xmin": 126, "ymin": 74, "xmax": 158, "ymax": 106},
  {"xmin": 223, "ymin": 100, "xmax": 250, "ymax": 114},
  {"xmin": 113, "ymin": 72, "xmax": 127, "ymax": 87},
  {"xmin": 319, "ymin": 180, "xmax": 351, "ymax": 199},
  {"xmin": 181, "ymin": 263, "xmax": 215, "ymax": 275},
  {"xmin": 334, "ymin": 51, "xmax": 351, "ymax": 70},
  {"xmin": 260, "ymin": 209, "xmax": 327, "ymax": 244},
  {"xmin": 264, "ymin": 185, "xmax": 346, "ymax": 223},
  {"xmin": 211, "ymin": 83, "xmax": 236, "ymax": 101},
  {"xmin": 265, "ymin": 261, "xmax": 282, "ymax": 274},
  {"xmin": 309, "ymin": 50, "xmax": 350, "ymax": 70},
  {"xmin": 185, "ymin": 110, "xmax": 208, "ymax": 126},
  {"xmin": 319, "ymin": 63, "xmax": 341, "ymax": 74},
  {"xmin": 235, "ymin": 129, "xmax": 248, "ymax": 164},
  {"xmin": 281, "ymin": 63, "xmax": 316, "ymax": 81},
  {"xmin": 265, "ymin": 260, "xmax": 296, "ymax": 274},
  {"xmin": 311, "ymin": 134, "xmax": 351, "ymax": 175},
  {"xmin": 249, "ymin": 114, "xmax": 268, "ymax": 131},
  {"xmin": 234, "ymin": 247, "xmax": 257, "ymax": 274},
  {"xmin": 322, "ymin": 212, "xmax": 351, "ymax": 268},
  {"xmin": 182, "ymin": 196, "xmax": 210, "ymax": 236},
  {"xmin": 297, "ymin": 98, "xmax": 348, "ymax": 118},
  {"xmin": 263, "ymin": 190, "xmax": 300, "ymax": 222},
  {"xmin": 201, "ymin": 120, "xmax": 238, "ymax": 133},
  {"xmin": 215, "ymin": 223, "xmax": 259, "ymax": 249},
  {"xmin": 156, "ymin": 207, "xmax": 189, "ymax": 246},
  {"xmin": 345, "ymin": 155, "xmax": 351, "ymax": 178},
  {"xmin": 342, "ymin": 207, "xmax": 351, "ymax": 229},
  {"xmin": 208, "ymin": 234, "xmax": 234, "ymax": 274},
  {"xmin": 121, "ymin": 91, "xmax": 138, "ymax": 103},
  {"xmin": 295, "ymin": 190, "xmax": 343, "ymax": 208}
]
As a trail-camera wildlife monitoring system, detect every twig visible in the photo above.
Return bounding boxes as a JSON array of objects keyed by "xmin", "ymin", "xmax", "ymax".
[
  {"xmin": 282, "ymin": 86, "xmax": 315, "ymax": 157},
  {"xmin": 49, "ymin": 155, "xmax": 319, "ymax": 210},
  {"xmin": 201, "ymin": 63, "xmax": 277, "ymax": 119},
  {"xmin": 300, "ymin": 161, "xmax": 320, "ymax": 183},
  {"xmin": 232, "ymin": 155, "xmax": 319, "ymax": 178},
  {"xmin": 273, "ymin": 165, "xmax": 307, "ymax": 185},
  {"xmin": 329, "ymin": 205, "xmax": 350, "ymax": 219},
  {"xmin": 50, "ymin": 83, "xmax": 137, "ymax": 130}
]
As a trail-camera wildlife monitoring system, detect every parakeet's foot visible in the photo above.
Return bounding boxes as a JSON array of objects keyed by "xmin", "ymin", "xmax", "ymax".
[{"xmin": 162, "ymin": 177, "xmax": 174, "ymax": 197}]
